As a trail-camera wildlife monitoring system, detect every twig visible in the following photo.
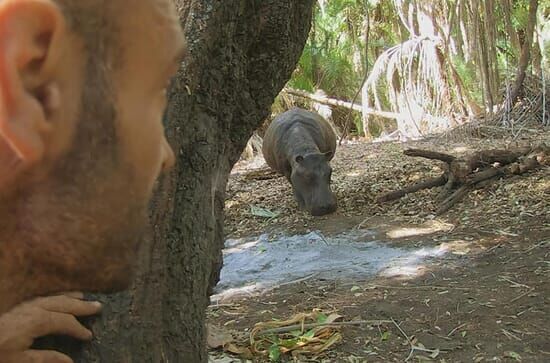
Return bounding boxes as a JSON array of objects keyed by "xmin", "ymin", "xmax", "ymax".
[
  {"xmin": 505, "ymin": 240, "xmax": 549, "ymax": 264},
  {"xmin": 390, "ymin": 318, "xmax": 415, "ymax": 361},
  {"xmin": 354, "ymin": 215, "xmax": 377, "ymax": 230},
  {"xmin": 270, "ymin": 273, "xmax": 318, "ymax": 290},
  {"xmin": 501, "ymin": 328, "xmax": 523, "ymax": 341},
  {"xmin": 208, "ymin": 303, "xmax": 240, "ymax": 309},
  {"xmin": 477, "ymin": 229, "xmax": 519, "ymax": 237},
  {"xmin": 510, "ymin": 288, "xmax": 535, "ymax": 302},
  {"xmin": 367, "ymin": 284, "xmax": 471, "ymax": 291},
  {"xmin": 499, "ymin": 277, "xmax": 531, "ymax": 289},
  {"xmin": 313, "ymin": 231, "xmax": 329, "ymax": 246},
  {"xmin": 523, "ymin": 240, "xmax": 549, "ymax": 254},
  {"xmin": 447, "ymin": 323, "xmax": 466, "ymax": 337},
  {"xmin": 256, "ymin": 320, "xmax": 392, "ymax": 336},
  {"xmin": 485, "ymin": 243, "xmax": 503, "ymax": 253},
  {"xmin": 390, "ymin": 318, "xmax": 441, "ymax": 360}
]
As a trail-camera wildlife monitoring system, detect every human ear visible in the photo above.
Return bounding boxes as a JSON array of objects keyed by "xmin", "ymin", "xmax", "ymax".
[{"xmin": 0, "ymin": 0, "xmax": 65, "ymax": 186}]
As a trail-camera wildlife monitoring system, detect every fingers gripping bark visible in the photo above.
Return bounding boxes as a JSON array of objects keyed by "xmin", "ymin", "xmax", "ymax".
[
  {"xmin": 34, "ymin": 294, "xmax": 102, "ymax": 317},
  {"xmin": 0, "ymin": 293, "xmax": 102, "ymax": 362}
]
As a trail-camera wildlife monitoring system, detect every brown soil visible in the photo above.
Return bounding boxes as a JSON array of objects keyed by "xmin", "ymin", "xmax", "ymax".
[{"xmin": 209, "ymin": 125, "xmax": 550, "ymax": 362}]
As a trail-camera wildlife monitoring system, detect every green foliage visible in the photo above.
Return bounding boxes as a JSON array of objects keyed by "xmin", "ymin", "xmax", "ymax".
[
  {"xmin": 289, "ymin": 46, "xmax": 315, "ymax": 93},
  {"xmin": 283, "ymin": 0, "xmax": 542, "ymax": 137},
  {"xmin": 290, "ymin": 1, "xmax": 366, "ymax": 99},
  {"xmin": 268, "ymin": 343, "xmax": 281, "ymax": 362},
  {"xmin": 453, "ymin": 58, "xmax": 483, "ymax": 105}
]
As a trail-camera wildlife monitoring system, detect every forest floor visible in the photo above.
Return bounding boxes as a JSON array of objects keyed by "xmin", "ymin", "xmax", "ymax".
[{"xmin": 208, "ymin": 123, "xmax": 550, "ymax": 363}]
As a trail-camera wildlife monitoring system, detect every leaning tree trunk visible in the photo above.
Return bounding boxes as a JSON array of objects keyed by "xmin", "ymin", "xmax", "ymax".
[{"xmin": 36, "ymin": 1, "xmax": 314, "ymax": 362}]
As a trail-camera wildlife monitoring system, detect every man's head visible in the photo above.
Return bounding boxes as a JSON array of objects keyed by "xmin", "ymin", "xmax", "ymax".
[{"xmin": 0, "ymin": 0, "xmax": 185, "ymax": 311}]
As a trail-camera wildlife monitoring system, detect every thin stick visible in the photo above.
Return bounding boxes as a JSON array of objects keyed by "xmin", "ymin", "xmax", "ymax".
[
  {"xmin": 256, "ymin": 320, "xmax": 392, "ymax": 336},
  {"xmin": 390, "ymin": 318, "xmax": 414, "ymax": 361},
  {"xmin": 269, "ymin": 273, "xmax": 319, "ymax": 290},
  {"xmin": 367, "ymin": 284, "xmax": 471, "ymax": 291},
  {"xmin": 447, "ymin": 323, "xmax": 466, "ymax": 337},
  {"xmin": 208, "ymin": 303, "xmax": 240, "ymax": 309},
  {"xmin": 510, "ymin": 288, "xmax": 535, "ymax": 302},
  {"xmin": 391, "ymin": 318, "xmax": 443, "ymax": 360},
  {"xmin": 501, "ymin": 328, "xmax": 523, "ymax": 341},
  {"xmin": 499, "ymin": 277, "xmax": 531, "ymax": 289},
  {"xmin": 313, "ymin": 231, "xmax": 330, "ymax": 246}
]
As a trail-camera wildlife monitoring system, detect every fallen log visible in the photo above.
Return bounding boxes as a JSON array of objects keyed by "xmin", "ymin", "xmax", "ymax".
[
  {"xmin": 283, "ymin": 87, "xmax": 399, "ymax": 119},
  {"xmin": 403, "ymin": 149, "xmax": 456, "ymax": 163},
  {"xmin": 378, "ymin": 143, "xmax": 549, "ymax": 215}
]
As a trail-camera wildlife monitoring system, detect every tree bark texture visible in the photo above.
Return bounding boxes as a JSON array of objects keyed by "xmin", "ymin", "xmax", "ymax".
[{"xmin": 35, "ymin": 1, "xmax": 314, "ymax": 362}]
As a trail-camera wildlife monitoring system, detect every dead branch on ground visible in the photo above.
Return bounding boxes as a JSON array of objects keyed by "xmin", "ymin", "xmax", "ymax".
[{"xmin": 377, "ymin": 143, "xmax": 549, "ymax": 214}]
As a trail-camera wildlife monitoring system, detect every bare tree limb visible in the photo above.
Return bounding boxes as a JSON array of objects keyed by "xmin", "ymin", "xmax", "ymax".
[
  {"xmin": 404, "ymin": 149, "xmax": 456, "ymax": 163},
  {"xmin": 377, "ymin": 175, "xmax": 447, "ymax": 203},
  {"xmin": 283, "ymin": 87, "xmax": 399, "ymax": 119}
]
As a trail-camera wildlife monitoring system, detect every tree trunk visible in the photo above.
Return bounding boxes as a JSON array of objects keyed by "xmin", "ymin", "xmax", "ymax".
[
  {"xmin": 35, "ymin": 1, "xmax": 314, "ymax": 362},
  {"xmin": 502, "ymin": 0, "xmax": 521, "ymax": 56},
  {"xmin": 472, "ymin": 0, "xmax": 495, "ymax": 113},
  {"xmin": 484, "ymin": 0, "xmax": 500, "ymax": 102},
  {"xmin": 508, "ymin": 0, "xmax": 539, "ymax": 104}
]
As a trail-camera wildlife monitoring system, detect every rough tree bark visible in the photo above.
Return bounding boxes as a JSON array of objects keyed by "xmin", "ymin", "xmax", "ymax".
[{"xmin": 35, "ymin": 1, "xmax": 314, "ymax": 362}]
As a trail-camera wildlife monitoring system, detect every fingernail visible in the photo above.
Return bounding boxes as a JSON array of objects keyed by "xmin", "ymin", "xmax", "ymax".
[{"xmin": 93, "ymin": 301, "xmax": 102, "ymax": 308}]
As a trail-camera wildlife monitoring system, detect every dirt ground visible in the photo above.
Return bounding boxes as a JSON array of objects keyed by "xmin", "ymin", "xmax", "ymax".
[{"xmin": 208, "ymin": 124, "xmax": 550, "ymax": 362}]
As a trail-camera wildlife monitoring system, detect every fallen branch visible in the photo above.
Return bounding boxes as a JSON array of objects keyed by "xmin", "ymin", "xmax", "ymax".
[
  {"xmin": 377, "ymin": 175, "xmax": 447, "ymax": 203},
  {"xmin": 283, "ymin": 87, "xmax": 399, "ymax": 119},
  {"xmin": 378, "ymin": 143, "xmax": 549, "ymax": 214},
  {"xmin": 403, "ymin": 149, "xmax": 456, "ymax": 163}
]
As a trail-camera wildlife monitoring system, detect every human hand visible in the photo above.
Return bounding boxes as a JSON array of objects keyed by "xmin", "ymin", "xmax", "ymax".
[{"xmin": 0, "ymin": 292, "xmax": 101, "ymax": 363}]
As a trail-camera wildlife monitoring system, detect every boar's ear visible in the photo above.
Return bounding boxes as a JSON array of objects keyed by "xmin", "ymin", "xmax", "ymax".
[
  {"xmin": 295, "ymin": 155, "xmax": 304, "ymax": 163},
  {"xmin": 323, "ymin": 151, "xmax": 333, "ymax": 160}
]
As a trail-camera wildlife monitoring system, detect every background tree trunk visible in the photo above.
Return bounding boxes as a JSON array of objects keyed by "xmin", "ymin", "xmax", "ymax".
[
  {"xmin": 508, "ymin": 0, "xmax": 539, "ymax": 104},
  {"xmin": 35, "ymin": 1, "xmax": 314, "ymax": 362}
]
